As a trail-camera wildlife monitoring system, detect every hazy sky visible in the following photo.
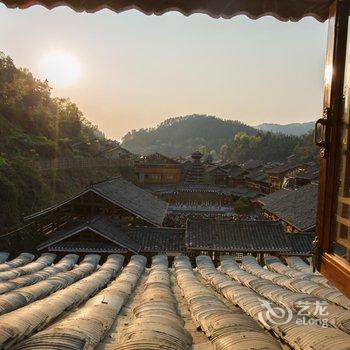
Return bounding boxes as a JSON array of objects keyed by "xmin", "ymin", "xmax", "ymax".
[{"xmin": 0, "ymin": 4, "xmax": 328, "ymax": 140}]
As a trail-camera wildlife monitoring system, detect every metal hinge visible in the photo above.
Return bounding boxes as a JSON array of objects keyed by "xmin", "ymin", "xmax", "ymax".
[{"xmin": 314, "ymin": 107, "xmax": 331, "ymax": 158}]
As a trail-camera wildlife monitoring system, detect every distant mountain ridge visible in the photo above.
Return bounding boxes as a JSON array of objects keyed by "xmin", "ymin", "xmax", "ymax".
[
  {"xmin": 255, "ymin": 122, "xmax": 314, "ymax": 136},
  {"xmin": 121, "ymin": 115, "xmax": 257, "ymax": 157},
  {"xmin": 121, "ymin": 116, "xmax": 316, "ymax": 157}
]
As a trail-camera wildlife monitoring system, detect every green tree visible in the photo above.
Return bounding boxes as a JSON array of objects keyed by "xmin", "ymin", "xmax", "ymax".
[{"xmin": 234, "ymin": 196, "xmax": 254, "ymax": 214}]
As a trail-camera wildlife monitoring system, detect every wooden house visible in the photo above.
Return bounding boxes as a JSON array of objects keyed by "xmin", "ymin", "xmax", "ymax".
[
  {"xmin": 135, "ymin": 152, "xmax": 182, "ymax": 185},
  {"xmin": 95, "ymin": 144, "xmax": 133, "ymax": 161},
  {"xmin": 205, "ymin": 162, "xmax": 247, "ymax": 186},
  {"xmin": 266, "ymin": 161, "xmax": 303, "ymax": 190},
  {"xmin": 25, "ymin": 177, "xmax": 169, "ymax": 233}
]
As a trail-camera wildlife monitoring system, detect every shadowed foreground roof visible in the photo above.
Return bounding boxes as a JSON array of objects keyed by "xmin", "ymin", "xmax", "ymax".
[
  {"xmin": 38, "ymin": 215, "xmax": 185, "ymax": 253},
  {"xmin": 260, "ymin": 183, "xmax": 318, "ymax": 231},
  {"xmin": 26, "ymin": 177, "xmax": 168, "ymax": 227},
  {"xmin": 37, "ymin": 216, "xmax": 313, "ymax": 255},
  {"xmin": 186, "ymin": 219, "xmax": 291, "ymax": 252},
  {"xmin": 0, "ymin": 0, "xmax": 332, "ymax": 22},
  {"xmin": 37, "ymin": 216, "xmax": 141, "ymax": 253},
  {"xmin": 287, "ymin": 232, "xmax": 315, "ymax": 255},
  {"xmin": 128, "ymin": 226, "xmax": 185, "ymax": 252}
]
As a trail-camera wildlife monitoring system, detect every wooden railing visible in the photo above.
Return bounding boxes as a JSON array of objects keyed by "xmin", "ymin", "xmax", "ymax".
[{"xmin": 30, "ymin": 157, "xmax": 134, "ymax": 172}]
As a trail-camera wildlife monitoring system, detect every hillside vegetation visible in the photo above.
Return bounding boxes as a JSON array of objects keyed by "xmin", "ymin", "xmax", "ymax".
[
  {"xmin": 0, "ymin": 52, "xmax": 123, "ymax": 231},
  {"xmin": 121, "ymin": 115, "xmax": 257, "ymax": 157}
]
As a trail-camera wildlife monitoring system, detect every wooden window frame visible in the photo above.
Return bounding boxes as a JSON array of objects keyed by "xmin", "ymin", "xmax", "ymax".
[{"xmin": 316, "ymin": 0, "xmax": 350, "ymax": 297}]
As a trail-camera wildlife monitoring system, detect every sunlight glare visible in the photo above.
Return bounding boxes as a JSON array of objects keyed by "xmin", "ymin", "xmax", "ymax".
[{"xmin": 39, "ymin": 51, "xmax": 81, "ymax": 87}]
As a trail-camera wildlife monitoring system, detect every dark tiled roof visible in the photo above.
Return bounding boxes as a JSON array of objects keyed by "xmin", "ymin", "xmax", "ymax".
[
  {"xmin": 229, "ymin": 186, "xmax": 263, "ymax": 198},
  {"xmin": 92, "ymin": 178, "xmax": 168, "ymax": 226},
  {"xmin": 26, "ymin": 177, "xmax": 168, "ymax": 227},
  {"xmin": 128, "ymin": 227, "xmax": 185, "ymax": 252},
  {"xmin": 286, "ymin": 232, "xmax": 315, "ymax": 256},
  {"xmin": 138, "ymin": 152, "xmax": 180, "ymax": 165},
  {"xmin": 186, "ymin": 219, "xmax": 291, "ymax": 252},
  {"xmin": 295, "ymin": 167, "xmax": 319, "ymax": 180},
  {"xmin": 37, "ymin": 216, "xmax": 141, "ymax": 253},
  {"xmin": 227, "ymin": 167, "xmax": 246, "ymax": 180},
  {"xmin": 266, "ymin": 162, "xmax": 301, "ymax": 175},
  {"xmin": 205, "ymin": 165, "xmax": 226, "ymax": 175},
  {"xmin": 241, "ymin": 159, "xmax": 263, "ymax": 171},
  {"xmin": 245, "ymin": 169, "xmax": 269, "ymax": 183},
  {"xmin": 95, "ymin": 144, "xmax": 132, "ymax": 157},
  {"xmin": 205, "ymin": 163, "xmax": 245, "ymax": 180},
  {"xmin": 38, "ymin": 216, "xmax": 185, "ymax": 254},
  {"xmin": 261, "ymin": 183, "xmax": 317, "ymax": 231},
  {"xmin": 37, "ymin": 216, "xmax": 314, "ymax": 255}
]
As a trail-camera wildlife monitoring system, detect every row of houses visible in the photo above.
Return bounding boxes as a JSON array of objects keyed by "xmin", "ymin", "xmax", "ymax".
[
  {"xmin": 68, "ymin": 141, "xmax": 319, "ymax": 196},
  {"xmin": 5, "ymin": 177, "xmax": 314, "ymax": 263},
  {"xmin": 134, "ymin": 151, "xmax": 319, "ymax": 193}
]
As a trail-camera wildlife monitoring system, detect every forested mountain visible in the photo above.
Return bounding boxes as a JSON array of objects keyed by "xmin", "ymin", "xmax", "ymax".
[
  {"xmin": 121, "ymin": 115, "xmax": 318, "ymax": 162},
  {"xmin": 220, "ymin": 130, "xmax": 318, "ymax": 163},
  {"xmin": 255, "ymin": 122, "xmax": 314, "ymax": 136},
  {"xmin": 121, "ymin": 115, "xmax": 257, "ymax": 157},
  {"xmin": 0, "ymin": 52, "xmax": 121, "ymax": 231},
  {"xmin": 0, "ymin": 53, "xmax": 104, "ymax": 160}
]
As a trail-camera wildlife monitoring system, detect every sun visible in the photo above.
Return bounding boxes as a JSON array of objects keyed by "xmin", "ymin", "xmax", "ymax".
[{"xmin": 39, "ymin": 51, "xmax": 81, "ymax": 87}]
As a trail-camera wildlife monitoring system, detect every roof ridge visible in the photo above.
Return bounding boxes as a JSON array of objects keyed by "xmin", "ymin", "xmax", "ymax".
[{"xmin": 89, "ymin": 175, "xmax": 122, "ymax": 187}]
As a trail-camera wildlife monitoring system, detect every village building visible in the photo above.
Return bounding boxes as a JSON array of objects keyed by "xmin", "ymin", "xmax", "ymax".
[
  {"xmin": 185, "ymin": 219, "xmax": 314, "ymax": 261},
  {"xmin": 205, "ymin": 162, "xmax": 247, "ymax": 186},
  {"xmin": 259, "ymin": 183, "xmax": 318, "ymax": 232},
  {"xmin": 25, "ymin": 176, "xmax": 169, "ymax": 231},
  {"xmin": 134, "ymin": 152, "xmax": 182, "ymax": 185},
  {"xmin": 184, "ymin": 151, "xmax": 206, "ymax": 183},
  {"xmin": 95, "ymin": 143, "xmax": 134, "ymax": 161},
  {"xmin": 241, "ymin": 159, "xmax": 264, "ymax": 172},
  {"xmin": 293, "ymin": 163, "xmax": 320, "ymax": 187},
  {"xmin": 266, "ymin": 157, "xmax": 304, "ymax": 190},
  {"xmin": 244, "ymin": 167, "xmax": 271, "ymax": 194},
  {"xmin": 36, "ymin": 215, "xmax": 185, "ymax": 264},
  {"xmin": 34, "ymin": 214, "xmax": 313, "ymax": 262},
  {"xmin": 18, "ymin": 175, "xmax": 308, "ymax": 261}
]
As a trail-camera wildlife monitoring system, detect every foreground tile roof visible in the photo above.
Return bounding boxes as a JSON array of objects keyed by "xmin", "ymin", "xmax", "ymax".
[{"xmin": 0, "ymin": 252, "xmax": 349, "ymax": 349}]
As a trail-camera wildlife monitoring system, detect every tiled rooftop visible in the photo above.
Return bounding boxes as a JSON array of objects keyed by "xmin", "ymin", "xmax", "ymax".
[
  {"xmin": 0, "ymin": 252, "xmax": 349, "ymax": 349},
  {"xmin": 26, "ymin": 177, "xmax": 169, "ymax": 227},
  {"xmin": 260, "ymin": 183, "xmax": 318, "ymax": 231}
]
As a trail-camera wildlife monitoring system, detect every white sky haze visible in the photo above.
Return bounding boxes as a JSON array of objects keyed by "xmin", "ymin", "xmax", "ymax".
[{"xmin": 0, "ymin": 4, "xmax": 328, "ymax": 139}]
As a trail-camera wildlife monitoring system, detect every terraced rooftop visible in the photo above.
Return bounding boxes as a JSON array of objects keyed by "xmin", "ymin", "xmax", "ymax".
[{"xmin": 0, "ymin": 252, "xmax": 349, "ymax": 349}]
